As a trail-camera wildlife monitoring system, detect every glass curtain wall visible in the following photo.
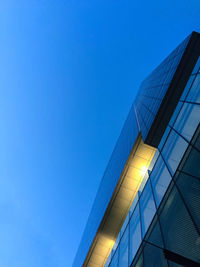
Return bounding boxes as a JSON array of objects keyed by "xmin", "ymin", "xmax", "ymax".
[{"xmin": 105, "ymin": 58, "xmax": 200, "ymax": 267}]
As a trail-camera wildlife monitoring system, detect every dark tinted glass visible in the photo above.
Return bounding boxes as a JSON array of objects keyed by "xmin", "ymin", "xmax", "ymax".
[{"xmin": 159, "ymin": 186, "xmax": 200, "ymax": 263}]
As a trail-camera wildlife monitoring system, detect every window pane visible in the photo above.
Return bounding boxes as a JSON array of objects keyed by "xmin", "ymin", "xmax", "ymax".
[
  {"xmin": 133, "ymin": 253, "xmax": 144, "ymax": 267},
  {"xmin": 159, "ymin": 186, "xmax": 200, "ymax": 263},
  {"xmin": 180, "ymin": 75, "xmax": 196, "ymax": 101},
  {"xmin": 119, "ymin": 227, "xmax": 129, "ymax": 267},
  {"xmin": 186, "ymin": 74, "xmax": 200, "ymax": 103},
  {"xmin": 130, "ymin": 192, "xmax": 139, "ymax": 214},
  {"xmin": 138, "ymin": 172, "xmax": 149, "ymax": 194},
  {"xmin": 181, "ymin": 144, "xmax": 200, "ymax": 178},
  {"xmin": 112, "ymin": 233, "xmax": 120, "ymax": 257},
  {"xmin": 161, "ymin": 130, "xmax": 188, "ymax": 175},
  {"xmin": 110, "ymin": 246, "xmax": 119, "ymax": 267},
  {"xmin": 120, "ymin": 213, "xmax": 129, "ymax": 236},
  {"xmin": 143, "ymin": 242, "xmax": 168, "ymax": 267},
  {"xmin": 148, "ymin": 149, "xmax": 160, "ymax": 171},
  {"xmin": 140, "ymin": 180, "xmax": 156, "ymax": 237},
  {"xmin": 173, "ymin": 103, "xmax": 200, "ymax": 142},
  {"xmin": 129, "ymin": 204, "xmax": 142, "ymax": 264},
  {"xmin": 169, "ymin": 103, "xmax": 183, "ymax": 127},
  {"xmin": 150, "ymin": 156, "xmax": 172, "ymax": 206},
  {"xmin": 176, "ymin": 172, "xmax": 200, "ymax": 231}
]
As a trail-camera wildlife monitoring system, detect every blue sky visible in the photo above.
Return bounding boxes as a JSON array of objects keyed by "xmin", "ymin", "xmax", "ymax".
[{"xmin": 0, "ymin": 1, "xmax": 200, "ymax": 266}]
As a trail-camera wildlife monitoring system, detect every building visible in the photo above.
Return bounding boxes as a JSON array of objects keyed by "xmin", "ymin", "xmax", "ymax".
[{"xmin": 73, "ymin": 31, "xmax": 200, "ymax": 267}]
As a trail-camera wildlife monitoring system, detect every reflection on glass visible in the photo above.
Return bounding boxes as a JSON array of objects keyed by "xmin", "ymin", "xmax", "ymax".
[
  {"xmin": 148, "ymin": 150, "xmax": 160, "ymax": 171},
  {"xmin": 168, "ymin": 102, "xmax": 183, "ymax": 127},
  {"xmin": 161, "ymin": 130, "xmax": 188, "ymax": 175},
  {"xmin": 138, "ymin": 172, "xmax": 149, "ymax": 194},
  {"xmin": 120, "ymin": 213, "xmax": 129, "ymax": 236},
  {"xmin": 173, "ymin": 103, "xmax": 200, "ymax": 142},
  {"xmin": 159, "ymin": 186, "xmax": 200, "ymax": 262},
  {"xmin": 140, "ymin": 180, "xmax": 156, "ymax": 237},
  {"xmin": 110, "ymin": 246, "xmax": 119, "ymax": 267},
  {"xmin": 180, "ymin": 75, "xmax": 195, "ymax": 101},
  {"xmin": 186, "ymin": 74, "xmax": 200, "ymax": 103},
  {"xmin": 129, "ymin": 204, "xmax": 142, "ymax": 265},
  {"xmin": 134, "ymin": 253, "xmax": 144, "ymax": 267},
  {"xmin": 130, "ymin": 192, "xmax": 139, "ymax": 214},
  {"xmin": 119, "ymin": 227, "xmax": 129, "ymax": 267},
  {"xmin": 150, "ymin": 156, "xmax": 172, "ymax": 206},
  {"xmin": 112, "ymin": 233, "xmax": 120, "ymax": 257},
  {"xmin": 158, "ymin": 126, "xmax": 171, "ymax": 151}
]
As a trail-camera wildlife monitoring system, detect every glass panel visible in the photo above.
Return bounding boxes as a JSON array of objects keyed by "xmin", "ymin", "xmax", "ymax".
[
  {"xmin": 158, "ymin": 127, "xmax": 171, "ymax": 151},
  {"xmin": 130, "ymin": 192, "xmax": 139, "ymax": 214},
  {"xmin": 181, "ymin": 144, "xmax": 200, "ymax": 179},
  {"xmin": 120, "ymin": 213, "xmax": 129, "ymax": 236},
  {"xmin": 173, "ymin": 103, "xmax": 200, "ymax": 142},
  {"xmin": 145, "ymin": 216, "xmax": 164, "ymax": 248},
  {"xmin": 161, "ymin": 130, "xmax": 188, "ymax": 175},
  {"xmin": 110, "ymin": 246, "xmax": 119, "ymax": 267},
  {"xmin": 169, "ymin": 102, "xmax": 183, "ymax": 127},
  {"xmin": 159, "ymin": 186, "xmax": 200, "ymax": 263},
  {"xmin": 148, "ymin": 149, "xmax": 159, "ymax": 171},
  {"xmin": 140, "ymin": 180, "xmax": 156, "ymax": 237},
  {"xmin": 112, "ymin": 233, "xmax": 120, "ymax": 257},
  {"xmin": 176, "ymin": 172, "xmax": 200, "ymax": 232},
  {"xmin": 150, "ymin": 156, "xmax": 172, "ymax": 206},
  {"xmin": 129, "ymin": 204, "xmax": 142, "ymax": 265},
  {"xmin": 180, "ymin": 75, "xmax": 196, "ymax": 101},
  {"xmin": 191, "ymin": 125, "xmax": 200, "ymax": 150},
  {"xmin": 138, "ymin": 172, "xmax": 149, "ymax": 194},
  {"xmin": 133, "ymin": 253, "xmax": 144, "ymax": 267},
  {"xmin": 143, "ymin": 242, "xmax": 168, "ymax": 267},
  {"xmin": 131, "ymin": 250, "xmax": 144, "ymax": 267},
  {"xmin": 119, "ymin": 227, "xmax": 129, "ymax": 267},
  {"xmin": 186, "ymin": 73, "xmax": 200, "ymax": 104}
]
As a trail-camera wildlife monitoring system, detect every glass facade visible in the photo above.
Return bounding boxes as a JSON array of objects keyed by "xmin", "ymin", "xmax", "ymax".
[
  {"xmin": 73, "ymin": 32, "xmax": 200, "ymax": 267},
  {"xmin": 105, "ymin": 58, "xmax": 200, "ymax": 267},
  {"xmin": 134, "ymin": 34, "xmax": 190, "ymax": 142},
  {"xmin": 131, "ymin": 128, "xmax": 200, "ymax": 267}
]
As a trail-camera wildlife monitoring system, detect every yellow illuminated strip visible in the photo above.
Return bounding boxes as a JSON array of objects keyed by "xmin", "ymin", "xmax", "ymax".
[{"xmin": 84, "ymin": 135, "xmax": 156, "ymax": 267}]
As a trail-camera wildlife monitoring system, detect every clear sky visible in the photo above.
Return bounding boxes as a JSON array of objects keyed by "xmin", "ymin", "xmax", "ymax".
[{"xmin": 0, "ymin": 0, "xmax": 200, "ymax": 266}]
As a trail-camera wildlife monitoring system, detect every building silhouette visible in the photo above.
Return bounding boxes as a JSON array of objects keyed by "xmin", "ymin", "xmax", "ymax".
[{"xmin": 73, "ymin": 31, "xmax": 200, "ymax": 267}]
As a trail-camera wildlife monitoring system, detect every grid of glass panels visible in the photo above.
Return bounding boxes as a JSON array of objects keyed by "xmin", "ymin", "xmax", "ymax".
[
  {"xmin": 134, "ymin": 34, "xmax": 190, "ymax": 140},
  {"xmin": 132, "ymin": 127, "xmax": 200, "ymax": 267},
  {"xmin": 73, "ymin": 33, "xmax": 200, "ymax": 267},
  {"xmin": 106, "ymin": 59, "xmax": 200, "ymax": 266}
]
